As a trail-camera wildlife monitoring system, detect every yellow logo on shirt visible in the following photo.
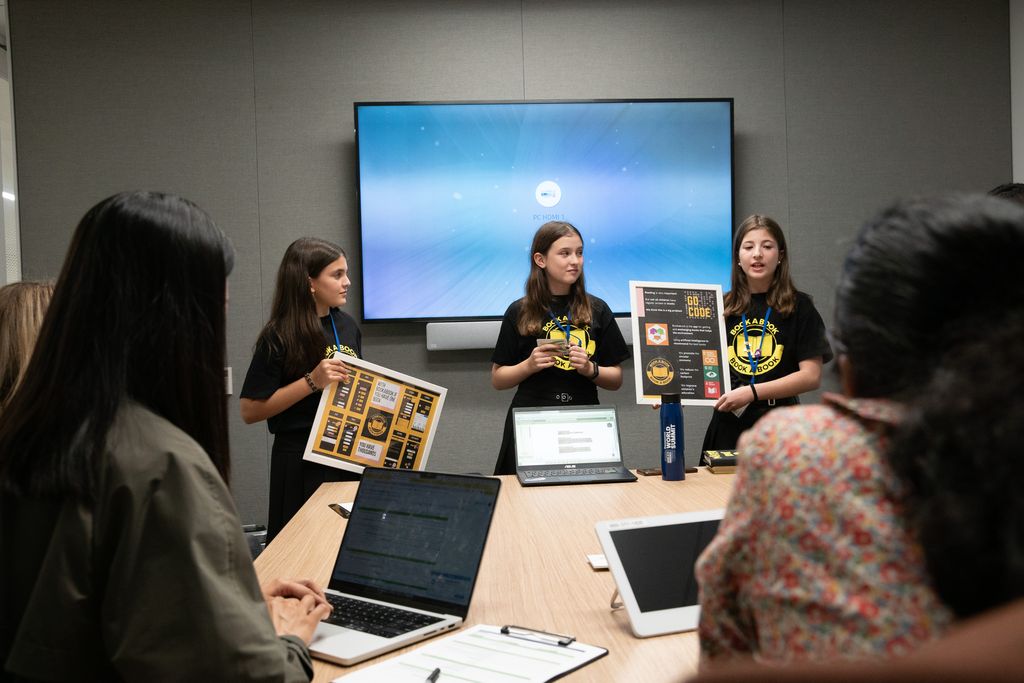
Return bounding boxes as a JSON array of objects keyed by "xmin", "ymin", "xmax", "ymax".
[
  {"xmin": 542, "ymin": 317, "xmax": 595, "ymax": 372},
  {"xmin": 726, "ymin": 319, "xmax": 783, "ymax": 377},
  {"xmin": 325, "ymin": 344, "xmax": 358, "ymax": 359}
]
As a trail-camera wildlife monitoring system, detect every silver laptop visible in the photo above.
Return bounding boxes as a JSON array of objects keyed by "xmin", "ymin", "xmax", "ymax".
[
  {"xmin": 309, "ymin": 467, "xmax": 501, "ymax": 666},
  {"xmin": 512, "ymin": 405, "xmax": 638, "ymax": 486}
]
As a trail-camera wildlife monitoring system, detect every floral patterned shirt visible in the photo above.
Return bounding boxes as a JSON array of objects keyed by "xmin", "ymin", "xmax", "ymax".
[{"xmin": 696, "ymin": 393, "xmax": 952, "ymax": 664}]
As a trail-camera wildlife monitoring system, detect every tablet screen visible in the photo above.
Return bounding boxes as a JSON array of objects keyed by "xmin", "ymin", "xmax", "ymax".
[{"xmin": 608, "ymin": 519, "xmax": 720, "ymax": 612}]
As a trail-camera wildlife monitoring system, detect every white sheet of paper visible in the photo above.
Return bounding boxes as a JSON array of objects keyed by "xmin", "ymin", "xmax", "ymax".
[{"xmin": 334, "ymin": 624, "xmax": 606, "ymax": 683}]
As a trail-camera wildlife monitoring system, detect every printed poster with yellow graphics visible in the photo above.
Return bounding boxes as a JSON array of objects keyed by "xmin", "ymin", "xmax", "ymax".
[
  {"xmin": 629, "ymin": 281, "xmax": 730, "ymax": 406},
  {"xmin": 303, "ymin": 354, "xmax": 446, "ymax": 474}
]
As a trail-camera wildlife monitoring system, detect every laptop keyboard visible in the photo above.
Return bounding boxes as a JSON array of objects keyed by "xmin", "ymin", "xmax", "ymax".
[
  {"xmin": 324, "ymin": 594, "xmax": 443, "ymax": 638},
  {"xmin": 528, "ymin": 466, "xmax": 622, "ymax": 478}
]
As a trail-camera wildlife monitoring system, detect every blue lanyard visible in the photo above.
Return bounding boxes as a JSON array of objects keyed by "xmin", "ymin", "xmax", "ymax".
[
  {"xmin": 548, "ymin": 307, "xmax": 571, "ymax": 340},
  {"xmin": 741, "ymin": 307, "xmax": 771, "ymax": 384},
  {"xmin": 327, "ymin": 310, "xmax": 341, "ymax": 352}
]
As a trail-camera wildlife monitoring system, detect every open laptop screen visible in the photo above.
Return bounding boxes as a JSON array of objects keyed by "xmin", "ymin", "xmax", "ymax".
[
  {"xmin": 329, "ymin": 469, "xmax": 500, "ymax": 614},
  {"xmin": 513, "ymin": 405, "xmax": 623, "ymax": 467}
]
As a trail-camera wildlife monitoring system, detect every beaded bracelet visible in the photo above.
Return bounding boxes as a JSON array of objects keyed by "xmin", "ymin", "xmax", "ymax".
[{"xmin": 304, "ymin": 372, "xmax": 319, "ymax": 393}]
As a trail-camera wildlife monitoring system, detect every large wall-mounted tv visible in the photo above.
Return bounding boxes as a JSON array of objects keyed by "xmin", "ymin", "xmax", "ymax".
[{"xmin": 355, "ymin": 99, "xmax": 734, "ymax": 322}]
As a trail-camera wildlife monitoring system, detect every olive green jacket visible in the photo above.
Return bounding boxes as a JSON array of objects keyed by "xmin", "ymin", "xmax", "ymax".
[{"xmin": 1, "ymin": 402, "xmax": 313, "ymax": 681}]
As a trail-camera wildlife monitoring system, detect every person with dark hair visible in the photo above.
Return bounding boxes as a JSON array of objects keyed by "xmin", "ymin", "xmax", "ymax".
[
  {"xmin": 886, "ymin": 315, "xmax": 1024, "ymax": 621},
  {"xmin": 240, "ymin": 237, "xmax": 362, "ymax": 541},
  {"xmin": 0, "ymin": 280, "xmax": 53, "ymax": 412},
  {"xmin": 987, "ymin": 182, "xmax": 1024, "ymax": 204},
  {"xmin": 701, "ymin": 214, "xmax": 832, "ymax": 451},
  {"xmin": 490, "ymin": 220, "xmax": 630, "ymax": 475},
  {"xmin": 687, "ymin": 272, "xmax": 1024, "ymax": 683},
  {"xmin": 697, "ymin": 195, "xmax": 1024, "ymax": 664},
  {"xmin": 0, "ymin": 192, "xmax": 330, "ymax": 681}
]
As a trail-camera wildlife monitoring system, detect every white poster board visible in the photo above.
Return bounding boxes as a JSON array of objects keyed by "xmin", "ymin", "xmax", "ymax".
[
  {"xmin": 629, "ymin": 281, "xmax": 730, "ymax": 406},
  {"xmin": 303, "ymin": 354, "xmax": 447, "ymax": 473}
]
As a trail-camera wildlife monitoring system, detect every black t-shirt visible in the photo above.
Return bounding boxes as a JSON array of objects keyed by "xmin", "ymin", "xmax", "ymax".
[
  {"xmin": 491, "ymin": 295, "xmax": 630, "ymax": 405},
  {"xmin": 723, "ymin": 291, "xmax": 832, "ymax": 391},
  {"xmin": 240, "ymin": 309, "xmax": 362, "ymax": 435}
]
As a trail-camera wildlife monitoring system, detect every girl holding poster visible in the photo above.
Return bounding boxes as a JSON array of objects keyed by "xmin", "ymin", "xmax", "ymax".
[
  {"xmin": 491, "ymin": 221, "xmax": 630, "ymax": 475},
  {"xmin": 240, "ymin": 237, "xmax": 362, "ymax": 541},
  {"xmin": 702, "ymin": 214, "xmax": 832, "ymax": 451}
]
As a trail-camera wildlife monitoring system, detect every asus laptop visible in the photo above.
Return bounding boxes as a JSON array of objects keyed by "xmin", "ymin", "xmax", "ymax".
[
  {"xmin": 512, "ymin": 405, "xmax": 638, "ymax": 486},
  {"xmin": 309, "ymin": 467, "xmax": 501, "ymax": 666}
]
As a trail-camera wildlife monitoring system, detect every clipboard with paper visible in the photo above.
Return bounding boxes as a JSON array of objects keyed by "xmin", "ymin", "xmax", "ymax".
[{"xmin": 334, "ymin": 623, "xmax": 608, "ymax": 682}]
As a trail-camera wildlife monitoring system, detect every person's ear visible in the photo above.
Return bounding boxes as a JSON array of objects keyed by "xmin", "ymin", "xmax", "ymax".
[
  {"xmin": 838, "ymin": 354, "xmax": 857, "ymax": 396},
  {"xmin": 533, "ymin": 252, "xmax": 546, "ymax": 269}
]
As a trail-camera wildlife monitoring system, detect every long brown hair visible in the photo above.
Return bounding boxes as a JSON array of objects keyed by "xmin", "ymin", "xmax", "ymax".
[
  {"xmin": 517, "ymin": 221, "xmax": 592, "ymax": 335},
  {"xmin": 258, "ymin": 237, "xmax": 346, "ymax": 378},
  {"xmin": 0, "ymin": 281, "xmax": 54, "ymax": 411},
  {"xmin": 723, "ymin": 214, "xmax": 797, "ymax": 317}
]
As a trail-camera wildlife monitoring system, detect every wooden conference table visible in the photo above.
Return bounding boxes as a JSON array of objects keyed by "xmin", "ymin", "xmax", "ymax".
[{"xmin": 254, "ymin": 471, "xmax": 735, "ymax": 682}]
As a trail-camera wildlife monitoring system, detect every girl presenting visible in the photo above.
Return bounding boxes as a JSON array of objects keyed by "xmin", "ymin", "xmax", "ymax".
[
  {"xmin": 702, "ymin": 214, "xmax": 832, "ymax": 451},
  {"xmin": 240, "ymin": 237, "xmax": 362, "ymax": 541},
  {"xmin": 491, "ymin": 221, "xmax": 630, "ymax": 475}
]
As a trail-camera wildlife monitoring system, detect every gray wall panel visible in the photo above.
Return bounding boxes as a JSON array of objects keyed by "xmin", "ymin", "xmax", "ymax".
[
  {"xmin": 782, "ymin": 0, "xmax": 1011, "ymax": 398},
  {"xmin": 8, "ymin": 0, "xmax": 1011, "ymax": 524},
  {"xmin": 8, "ymin": 0, "xmax": 268, "ymax": 520}
]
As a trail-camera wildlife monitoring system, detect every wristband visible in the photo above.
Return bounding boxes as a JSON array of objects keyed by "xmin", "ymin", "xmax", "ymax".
[
  {"xmin": 749, "ymin": 383, "xmax": 759, "ymax": 401},
  {"xmin": 304, "ymin": 372, "xmax": 320, "ymax": 393},
  {"xmin": 588, "ymin": 361, "xmax": 600, "ymax": 380}
]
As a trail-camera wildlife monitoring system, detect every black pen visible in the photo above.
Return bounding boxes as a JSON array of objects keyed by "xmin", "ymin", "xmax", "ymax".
[{"xmin": 425, "ymin": 667, "xmax": 441, "ymax": 683}]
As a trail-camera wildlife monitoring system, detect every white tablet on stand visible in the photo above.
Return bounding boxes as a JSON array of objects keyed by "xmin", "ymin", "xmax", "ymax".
[{"xmin": 595, "ymin": 509, "xmax": 725, "ymax": 637}]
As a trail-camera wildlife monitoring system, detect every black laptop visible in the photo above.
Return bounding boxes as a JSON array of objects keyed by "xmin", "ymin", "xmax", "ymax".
[{"xmin": 512, "ymin": 405, "xmax": 638, "ymax": 486}]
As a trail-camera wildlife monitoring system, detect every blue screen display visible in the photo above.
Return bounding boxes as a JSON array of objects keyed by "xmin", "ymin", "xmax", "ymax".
[{"xmin": 355, "ymin": 100, "xmax": 733, "ymax": 321}]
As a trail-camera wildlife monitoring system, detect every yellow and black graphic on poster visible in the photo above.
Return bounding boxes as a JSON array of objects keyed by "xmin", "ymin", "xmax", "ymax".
[
  {"xmin": 646, "ymin": 357, "xmax": 675, "ymax": 386},
  {"xmin": 304, "ymin": 354, "xmax": 447, "ymax": 474},
  {"xmin": 629, "ymin": 280, "xmax": 730, "ymax": 406}
]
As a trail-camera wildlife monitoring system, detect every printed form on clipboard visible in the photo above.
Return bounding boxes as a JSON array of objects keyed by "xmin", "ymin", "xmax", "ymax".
[{"xmin": 334, "ymin": 624, "xmax": 607, "ymax": 682}]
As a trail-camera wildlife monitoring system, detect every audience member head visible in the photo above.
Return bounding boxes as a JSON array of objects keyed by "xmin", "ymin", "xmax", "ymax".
[
  {"xmin": 0, "ymin": 281, "xmax": 53, "ymax": 410},
  {"xmin": 988, "ymin": 182, "xmax": 1024, "ymax": 205},
  {"xmin": 833, "ymin": 194, "xmax": 1024, "ymax": 399},
  {"xmin": 887, "ymin": 315, "xmax": 1024, "ymax": 619},
  {"xmin": 0, "ymin": 191, "xmax": 235, "ymax": 500}
]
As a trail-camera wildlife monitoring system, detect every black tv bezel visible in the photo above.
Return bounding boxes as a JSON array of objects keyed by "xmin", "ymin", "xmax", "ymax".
[{"xmin": 352, "ymin": 97, "xmax": 736, "ymax": 324}]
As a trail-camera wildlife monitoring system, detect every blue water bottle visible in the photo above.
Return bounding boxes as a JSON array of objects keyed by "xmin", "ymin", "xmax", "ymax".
[{"xmin": 660, "ymin": 394, "xmax": 685, "ymax": 480}]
